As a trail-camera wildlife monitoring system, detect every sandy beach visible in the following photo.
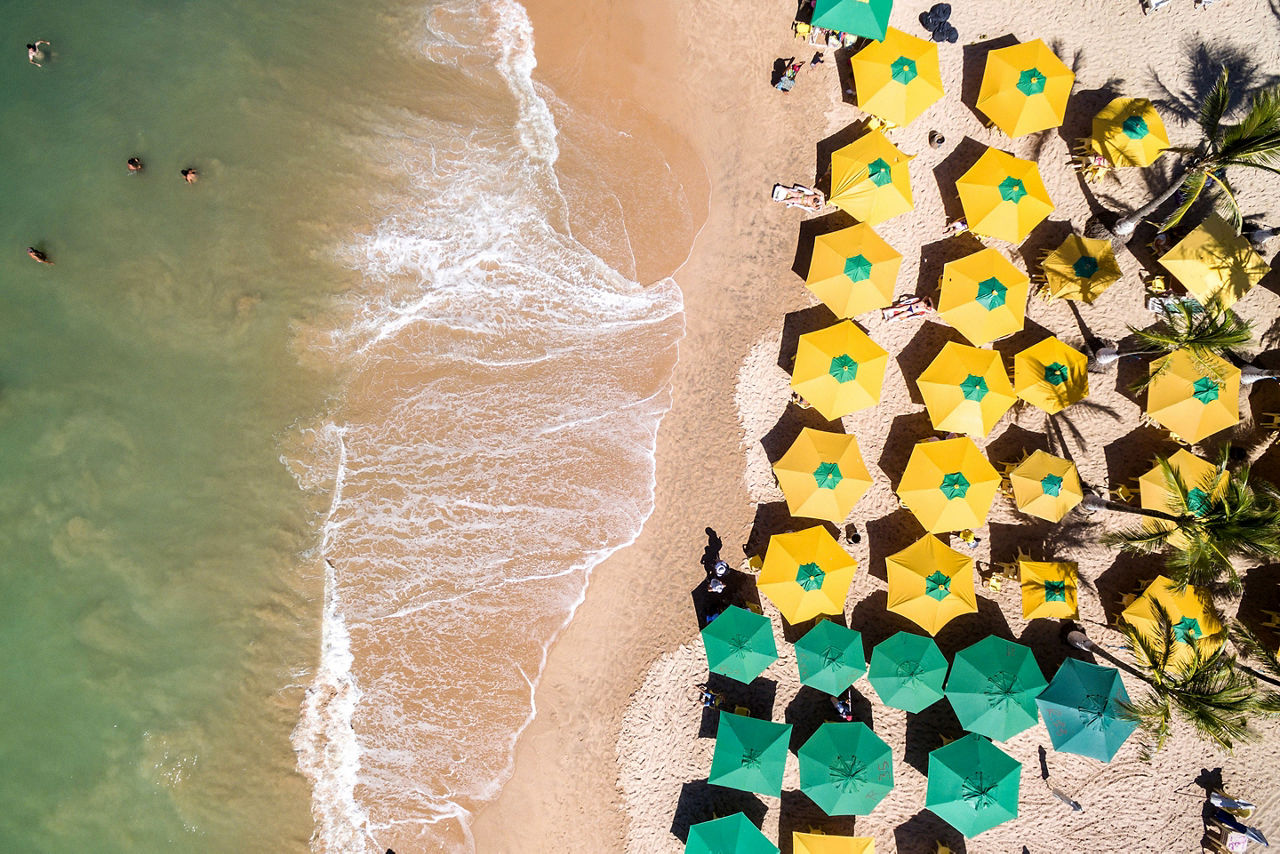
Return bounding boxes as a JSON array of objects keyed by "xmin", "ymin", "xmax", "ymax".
[{"xmin": 474, "ymin": 0, "xmax": 1280, "ymax": 851}]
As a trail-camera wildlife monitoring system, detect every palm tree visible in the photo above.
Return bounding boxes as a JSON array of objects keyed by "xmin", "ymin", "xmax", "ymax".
[
  {"xmin": 1083, "ymin": 449, "xmax": 1280, "ymax": 594},
  {"xmin": 1229, "ymin": 621, "xmax": 1280, "ymax": 691},
  {"xmin": 1091, "ymin": 301, "xmax": 1253, "ymax": 367},
  {"xmin": 1114, "ymin": 69, "xmax": 1280, "ymax": 238}
]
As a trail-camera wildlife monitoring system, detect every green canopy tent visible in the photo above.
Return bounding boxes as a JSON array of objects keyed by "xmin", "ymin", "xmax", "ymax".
[
  {"xmin": 945, "ymin": 635, "xmax": 1047, "ymax": 741},
  {"xmin": 795, "ymin": 620, "xmax": 866, "ymax": 695},
  {"xmin": 709, "ymin": 712, "xmax": 793, "ymax": 797},
  {"xmin": 868, "ymin": 631, "xmax": 948, "ymax": 712},
  {"xmin": 1037, "ymin": 658, "xmax": 1137, "ymax": 761},
  {"xmin": 701, "ymin": 605, "xmax": 779, "ymax": 684},
  {"xmin": 926, "ymin": 733, "xmax": 1021, "ymax": 837},
  {"xmin": 798, "ymin": 721, "xmax": 894, "ymax": 815},
  {"xmin": 685, "ymin": 813, "xmax": 779, "ymax": 854},
  {"xmin": 810, "ymin": 0, "xmax": 893, "ymax": 41}
]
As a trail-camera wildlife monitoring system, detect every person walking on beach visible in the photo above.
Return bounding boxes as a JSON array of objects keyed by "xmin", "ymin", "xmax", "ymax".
[
  {"xmin": 26, "ymin": 247, "xmax": 53, "ymax": 264},
  {"xmin": 28, "ymin": 40, "xmax": 50, "ymax": 67}
]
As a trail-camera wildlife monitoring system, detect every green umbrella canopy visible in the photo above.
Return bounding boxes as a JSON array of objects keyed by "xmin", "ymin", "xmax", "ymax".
[
  {"xmin": 1037, "ymin": 658, "xmax": 1137, "ymax": 762},
  {"xmin": 810, "ymin": 0, "xmax": 893, "ymax": 41},
  {"xmin": 926, "ymin": 733, "xmax": 1021, "ymax": 837},
  {"xmin": 868, "ymin": 631, "xmax": 948, "ymax": 713},
  {"xmin": 685, "ymin": 812, "xmax": 780, "ymax": 854},
  {"xmin": 701, "ymin": 605, "xmax": 779, "ymax": 684},
  {"xmin": 795, "ymin": 620, "xmax": 867, "ymax": 695},
  {"xmin": 798, "ymin": 722, "xmax": 894, "ymax": 816},
  {"xmin": 709, "ymin": 712, "xmax": 793, "ymax": 797},
  {"xmin": 945, "ymin": 636, "xmax": 1047, "ymax": 741}
]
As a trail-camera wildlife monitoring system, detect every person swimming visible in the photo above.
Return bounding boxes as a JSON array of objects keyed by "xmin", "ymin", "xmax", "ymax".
[
  {"xmin": 181, "ymin": 168, "xmax": 199, "ymax": 183},
  {"xmin": 27, "ymin": 247, "xmax": 53, "ymax": 264},
  {"xmin": 127, "ymin": 157, "xmax": 144, "ymax": 172},
  {"xmin": 27, "ymin": 40, "xmax": 50, "ymax": 67}
]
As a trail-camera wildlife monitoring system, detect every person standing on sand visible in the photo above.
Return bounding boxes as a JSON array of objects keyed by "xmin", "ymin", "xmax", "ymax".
[{"xmin": 28, "ymin": 40, "xmax": 50, "ymax": 67}]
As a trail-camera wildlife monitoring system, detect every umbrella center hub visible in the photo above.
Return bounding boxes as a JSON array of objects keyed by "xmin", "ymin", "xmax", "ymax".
[
  {"xmin": 1187, "ymin": 487, "xmax": 1211, "ymax": 516},
  {"xmin": 891, "ymin": 56, "xmax": 918, "ymax": 84},
  {"xmin": 976, "ymin": 277, "xmax": 1008, "ymax": 310},
  {"xmin": 866, "ymin": 157, "xmax": 893, "ymax": 187},
  {"xmin": 1072, "ymin": 255, "xmax": 1100, "ymax": 278},
  {"xmin": 1040, "ymin": 473, "xmax": 1064, "ymax": 496},
  {"xmin": 940, "ymin": 472, "xmax": 970, "ymax": 499},
  {"xmin": 820, "ymin": 646, "xmax": 845, "ymax": 669},
  {"xmin": 1122, "ymin": 114, "xmax": 1150, "ymax": 139},
  {"xmin": 813, "ymin": 461, "xmax": 844, "ymax": 489},
  {"xmin": 844, "ymin": 253, "xmax": 873, "ymax": 282},
  {"xmin": 796, "ymin": 561, "xmax": 827, "ymax": 591},
  {"xmin": 829, "ymin": 354, "xmax": 860, "ymax": 383},
  {"xmin": 961, "ymin": 771, "xmax": 999, "ymax": 808},
  {"xmin": 829, "ymin": 756, "xmax": 869, "ymax": 792},
  {"xmin": 984, "ymin": 670, "xmax": 1020, "ymax": 707},
  {"xmin": 960, "ymin": 374, "xmax": 990, "ymax": 401},
  {"xmin": 1043, "ymin": 579, "xmax": 1067, "ymax": 602},
  {"xmin": 1192, "ymin": 377, "xmax": 1221, "ymax": 403},
  {"xmin": 998, "ymin": 177, "xmax": 1028, "ymax": 203},
  {"xmin": 740, "ymin": 747, "xmax": 763, "ymax": 769},
  {"xmin": 1173, "ymin": 616, "xmax": 1202, "ymax": 644},
  {"xmin": 1016, "ymin": 68, "xmax": 1047, "ymax": 95},
  {"xmin": 925, "ymin": 570, "xmax": 952, "ymax": 601},
  {"xmin": 1043, "ymin": 362, "xmax": 1069, "ymax": 386},
  {"xmin": 1078, "ymin": 693, "xmax": 1115, "ymax": 730},
  {"xmin": 896, "ymin": 659, "xmax": 925, "ymax": 683}
]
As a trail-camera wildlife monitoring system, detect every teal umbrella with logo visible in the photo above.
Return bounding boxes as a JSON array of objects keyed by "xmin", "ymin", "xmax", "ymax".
[
  {"xmin": 1037, "ymin": 658, "xmax": 1137, "ymax": 761},
  {"xmin": 811, "ymin": 0, "xmax": 893, "ymax": 40},
  {"xmin": 798, "ymin": 721, "xmax": 894, "ymax": 815},
  {"xmin": 868, "ymin": 631, "xmax": 948, "ymax": 712},
  {"xmin": 926, "ymin": 733, "xmax": 1020, "ymax": 837},
  {"xmin": 945, "ymin": 636, "xmax": 1047, "ymax": 741},
  {"xmin": 685, "ymin": 813, "xmax": 779, "ymax": 854},
  {"xmin": 795, "ymin": 620, "xmax": 866, "ymax": 695},
  {"xmin": 701, "ymin": 605, "xmax": 778, "ymax": 684},
  {"xmin": 709, "ymin": 712, "xmax": 792, "ymax": 796}
]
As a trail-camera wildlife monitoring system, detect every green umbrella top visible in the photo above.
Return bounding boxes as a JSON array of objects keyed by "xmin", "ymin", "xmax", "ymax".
[
  {"xmin": 709, "ymin": 712, "xmax": 793, "ymax": 797},
  {"xmin": 1037, "ymin": 658, "xmax": 1137, "ymax": 762},
  {"xmin": 810, "ymin": 0, "xmax": 893, "ymax": 41},
  {"xmin": 798, "ymin": 722, "xmax": 894, "ymax": 816},
  {"xmin": 795, "ymin": 620, "xmax": 867, "ymax": 695},
  {"xmin": 926, "ymin": 733, "xmax": 1021, "ymax": 838},
  {"xmin": 868, "ymin": 631, "xmax": 948, "ymax": 713},
  {"xmin": 685, "ymin": 812, "xmax": 779, "ymax": 854},
  {"xmin": 945, "ymin": 636, "xmax": 1047, "ymax": 741},
  {"xmin": 701, "ymin": 605, "xmax": 779, "ymax": 684}
]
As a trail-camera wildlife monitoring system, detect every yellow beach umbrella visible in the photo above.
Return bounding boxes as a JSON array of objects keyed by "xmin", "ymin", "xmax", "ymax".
[
  {"xmin": 773, "ymin": 428, "xmax": 874, "ymax": 524},
  {"xmin": 1042, "ymin": 233, "xmax": 1123, "ymax": 304},
  {"xmin": 794, "ymin": 832, "xmax": 875, "ymax": 854},
  {"xmin": 917, "ymin": 341, "xmax": 1016, "ymax": 437},
  {"xmin": 851, "ymin": 27, "xmax": 944, "ymax": 127},
  {"xmin": 937, "ymin": 247, "xmax": 1030, "ymax": 345},
  {"xmin": 1138, "ymin": 449, "xmax": 1228, "ymax": 548},
  {"xmin": 1019, "ymin": 559, "xmax": 1078, "ymax": 620},
  {"xmin": 1159, "ymin": 214, "xmax": 1271, "ymax": 310},
  {"xmin": 791, "ymin": 320, "xmax": 889, "ymax": 421},
  {"xmin": 897, "ymin": 438, "xmax": 1000, "ymax": 533},
  {"xmin": 758, "ymin": 525, "xmax": 858, "ymax": 624},
  {"xmin": 806, "ymin": 223, "xmax": 902, "ymax": 318},
  {"xmin": 1009, "ymin": 450, "xmax": 1083, "ymax": 522},
  {"xmin": 1147, "ymin": 349, "xmax": 1241, "ymax": 444},
  {"xmin": 1092, "ymin": 97, "xmax": 1170, "ymax": 167},
  {"xmin": 1013, "ymin": 336, "xmax": 1088, "ymax": 414},
  {"xmin": 886, "ymin": 534, "xmax": 978, "ymax": 635},
  {"xmin": 1122, "ymin": 576, "xmax": 1224, "ymax": 672},
  {"xmin": 955, "ymin": 148, "xmax": 1054, "ymax": 243},
  {"xmin": 976, "ymin": 39, "xmax": 1075, "ymax": 137},
  {"xmin": 828, "ymin": 130, "xmax": 914, "ymax": 226}
]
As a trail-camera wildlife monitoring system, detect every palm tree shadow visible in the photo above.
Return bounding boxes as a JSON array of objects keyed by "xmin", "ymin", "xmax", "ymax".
[{"xmin": 1146, "ymin": 40, "xmax": 1280, "ymax": 125}]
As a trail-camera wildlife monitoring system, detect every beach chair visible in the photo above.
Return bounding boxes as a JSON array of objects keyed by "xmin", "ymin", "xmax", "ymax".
[
  {"xmin": 733, "ymin": 705, "xmax": 751, "ymax": 718},
  {"xmin": 745, "ymin": 602, "xmax": 763, "ymax": 616},
  {"xmin": 1108, "ymin": 484, "xmax": 1137, "ymax": 504},
  {"xmin": 1258, "ymin": 412, "xmax": 1280, "ymax": 431},
  {"xmin": 1260, "ymin": 610, "xmax": 1280, "ymax": 630}
]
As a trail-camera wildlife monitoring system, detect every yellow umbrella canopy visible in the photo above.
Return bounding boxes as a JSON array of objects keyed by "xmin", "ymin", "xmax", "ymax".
[
  {"xmin": 806, "ymin": 224, "xmax": 902, "ymax": 318},
  {"xmin": 886, "ymin": 534, "xmax": 978, "ymax": 635},
  {"xmin": 851, "ymin": 27, "xmax": 944, "ymax": 127},
  {"xmin": 1013, "ymin": 336, "xmax": 1088, "ymax": 414},
  {"xmin": 773, "ymin": 428, "xmax": 874, "ymax": 524},
  {"xmin": 897, "ymin": 437, "xmax": 1000, "ymax": 533},
  {"xmin": 794, "ymin": 833, "xmax": 875, "ymax": 854},
  {"xmin": 1159, "ymin": 214, "xmax": 1272, "ymax": 310},
  {"xmin": 1009, "ymin": 450, "xmax": 1083, "ymax": 522},
  {"xmin": 758, "ymin": 526, "xmax": 859, "ymax": 624},
  {"xmin": 1147, "ymin": 349, "xmax": 1241, "ymax": 444},
  {"xmin": 791, "ymin": 320, "xmax": 889, "ymax": 421},
  {"xmin": 1041, "ymin": 233, "xmax": 1123, "ymax": 304},
  {"xmin": 1019, "ymin": 559, "xmax": 1079, "ymax": 620},
  {"xmin": 828, "ymin": 130, "xmax": 915, "ymax": 226},
  {"xmin": 917, "ymin": 341, "xmax": 1016, "ymax": 437},
  {"xmin": 1138, "ymin": 449, "xmax": 1228, "ymax": 548},
  {"xmin": 955, "ymin": 148, "xmax": 1054, "ymax": 243},
  {"xmin": 937, "ymin": 248, "xmax": 1030, "ymax": 345},
  {"xmin": 1122, "ymin": 576, "xmax": 1224, "ymax": 672},
  {"xmin": 976, "ymin": 39, "xmax": 1075, "ymax": 136},
  {"xmin": 1091, "ymin": 97, "xmax": 1170, "ymax": 167}
]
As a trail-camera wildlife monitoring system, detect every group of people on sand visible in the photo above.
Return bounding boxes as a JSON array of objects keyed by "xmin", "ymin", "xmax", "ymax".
[{"xmin": 24, "ymin": 38, "xmax": 202, "ymax": 265}]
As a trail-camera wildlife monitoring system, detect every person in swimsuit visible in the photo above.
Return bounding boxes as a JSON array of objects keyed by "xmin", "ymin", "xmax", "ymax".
[
  {"xmin": 27, "ymin": 247, "xmax": 53, "ymax": 264},
  {"xmin": 181, "ymin": 168, "xmax": 199, "ymax": 183},
  {"xmin": 28, "ymin": 40, "xmax": 50, "ymax": 67},
  {"xmin": 127, "ymin": 157, "xmax": 144, "ymax": 172}
]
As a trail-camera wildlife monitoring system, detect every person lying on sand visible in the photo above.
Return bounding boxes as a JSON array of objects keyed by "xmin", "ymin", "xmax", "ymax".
[
  {"xmin": 771, "ymin": 183, "xmax": 825, "ymax": 211},
  {"xmin": 881, "ymin": 295, "xmax": 933, "ymax": 321},
  {"xmin": 942, "ymin": 217, "xmax": 969, "ymax": 237},
  {"xmin": 27, "ymin": 247, "xmax": 53, "ymax": 264},
  {"xmin": 28, "ymin": 40, "xmax": 49, "ymax": 66}
]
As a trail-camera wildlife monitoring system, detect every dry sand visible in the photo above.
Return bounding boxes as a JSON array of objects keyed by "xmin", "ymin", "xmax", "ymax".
[{"xmin": 473, "ymin": 0, "xmax": 1280, "ymax": 851}]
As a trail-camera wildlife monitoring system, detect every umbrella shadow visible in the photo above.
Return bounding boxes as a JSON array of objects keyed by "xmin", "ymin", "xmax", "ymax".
[
  {"xmin": 1236, "ymin": 563, "xmax": 1280, "ymax": 650},
  {"xmin": 902, "ymin": 700, "xmax": 965, "ymax": 777},
  {"xmin": 934, "ymin": 595, "xmax": 1014, "ymax": 656},
  {"xmin": 690, "ymin": 567, "xmax": 758, "ymax": 630},
  {"xmin": 914, "ymin": 233, "xmax": 986, "ymax": 301},
  {"xmin": 699, "ymin": 673, "xmax": 779, "ymax": 738},
  {"xmin": 1250, "ymin": 439, "xmax": 1280, "ymax": 489},
  {"xmin": 866, "ymin": 506, "xmax": 922, "ymax": 583},
  {"xmin": 1095, "ymin": 552, "xmax": 1158, "ymax": 628},
  {"xmin": 792, "ymin": 209, "xmax": 861, "ymax": 278},
  {"xmin": 987, "ymin": 520, "xmax": 1057, "ymax": 567},
  {"xmin": 1055, "ymin": 81, "xmax": 1126, "ymax": 157},
  {"xmin": 895, "ymin": 322, "xmax": 968, "ymax": 406},
  {"xmin": 779, "ymin": 305, "xmax": 842, "ymax": 374},
  {"xmin": 834, "ymin": 43, "xmax": 859, "ymax": 107},
  {"xmin": 959, "ymin": 35, "xmax": 1019, "ymax": 123},
  {"xmin": 778, "ymin": 790, "xmax": 860, "ymax": 853},
  {"xmin": 930, "ymin": 137, "xmax": 991, "ymax": 225},
  {"xmin": 894, "ymin": 811, "xmax": 968, "ymax": 854},
  {"xmin": 784, "ymin": 685, "xmax": 873, "ymax": 754},
  {"xmin": 814, "ymin": 120, "xmax": 877, "ymax": 192},
  {"xmin": 761, "ymin": 403, "xmax": 848, "ymax": 466},
  {"xmin": 984, "ymin": 423, "xmax": 1051, "ymax": 472},
  {"xmin": 849, "ymin": 589, "xmax": 919, "ymax": 653},
  {"xmin": 670, "ymin": 780, "xmax": 768, "ymax": 844},
  {"xmin": 1018, "ymin": 618, "xmax": 1074, "ymax": 681},
  {"xmin": 746, "ymin": 502, "xmax": 838, "ymax": 563},
  {"xmin": 1101, "ymin": 424, "xmax": 1168, "ymax": 486},
  {"xmin": 877, "ymin": 411, "xmax": 937, "ymax": 484},
  {"xmin": 1014, "ymin": 219, "xmax": 1074, "ymax": 282},
  {"xmin": 990, "ymin": 317, "xmax": 1055, "ymax": 372}
]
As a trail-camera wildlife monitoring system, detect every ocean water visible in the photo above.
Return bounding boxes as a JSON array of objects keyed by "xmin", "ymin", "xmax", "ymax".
[{"xmin": 0, "ymin": 0, "xmax": 694, "ymax": 851}]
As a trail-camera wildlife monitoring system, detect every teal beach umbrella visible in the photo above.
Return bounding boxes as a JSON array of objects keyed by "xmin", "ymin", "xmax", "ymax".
[
  {"xmin": 795, "ymin": 620, "xmax": 866, "ymax": 695},
  {"xmin": 811, "ymin": 0, "xmax": 893, "ymax": 41},
  {"xmin": 685, "ymin": 813, "xmax": 779, "ymax": 854},
  {"xmin": 926, "ymin": 733, "xmax": 1021, "ymax": 837},
  {"xmin": 709, "ymin": 712, "xmax": 793, "ymax": 797},
  {"xmin": 798, "ymin": 722, "xmax": 894, "ymax": 815},
  {"xmin": 945, "ymin": 636, "xmax": 1047, "ymax": 741},
  {"xmin": 868, "ymin": 631, "xmax": 948, "ymax": 712},
  {"xmin": 701, "ymin": 605, "xmax": 779, "ymax": 684},
  {"xmin": 1037, "ymin": 658, "xmax": 1137, "ymax": 761}
]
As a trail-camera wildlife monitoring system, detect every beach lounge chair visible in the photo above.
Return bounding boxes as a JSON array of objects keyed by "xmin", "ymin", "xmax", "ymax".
[
  {"xmin": 1260, "ymin": 610, "xmax": 1280, "ymax": 630},
  {"xmin": 772, "ymin": 183, "xmax": 825, "ymax": 211},
  {"xmin": 1259, "ymin": 412, "xmax": 1280, "ymax": 431},
  {"xmin": 1142, "ymin": 0, "xmax": 1173, "ymax": 13},
  {"xmin": 881, "ymin": 295, "xmax": 933, "ymax": 321}
]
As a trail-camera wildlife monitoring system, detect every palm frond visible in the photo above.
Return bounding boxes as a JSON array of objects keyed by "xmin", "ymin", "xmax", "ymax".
[
  {"xmin": 1205, "ymin": 170, "xmax": 1243, "ymax": 233},
  {"xmin": 1199, "ymin": 67, "xmax": 1232, "ymax": 141},
  {"xmin": 1158, "ymin": 171, "xmax": 1208, "ymax": 233},
  {"xmin": 1221, "ymin": 85, "xmax": 1280, "ymax": 148}
]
